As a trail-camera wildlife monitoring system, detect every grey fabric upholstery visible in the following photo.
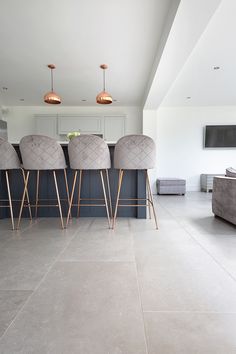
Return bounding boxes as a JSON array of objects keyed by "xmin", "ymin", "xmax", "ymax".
[
  {"xmin": 68, "ymin": 135, "xmax": 111, "ymax": 170},
  {"xmin": 114, "ymin": 135, "xmax": 156, "ymax": 170},
  {"xmin": 212, "ymin": 176, "xmax": 236, "ymax": 225},
  {"xmin": 225, "ymin": 167, "xmax": 236, "ymax": 177},
  {"xmin": 20, "ymin": 135, "xmax": 66, "ymax": 170},
  {"xmin": 0, "ymin": 138, "xmax": 21, "ymax": 170},
  {"xmin": 156, "ymin": 178, "xmax": 186, "ymax": 195},
  {"xmin": 156, "ymin": 178, "xmax": 186, "ymax": 186}
]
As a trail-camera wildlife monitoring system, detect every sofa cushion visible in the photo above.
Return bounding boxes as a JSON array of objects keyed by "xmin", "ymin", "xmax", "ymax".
[{"xmin": 226, "ymin": 167, "xmax": 236, "ymax": 177}]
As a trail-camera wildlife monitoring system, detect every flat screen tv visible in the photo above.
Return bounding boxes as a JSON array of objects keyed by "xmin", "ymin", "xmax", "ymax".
[{"xmin": 205, "ymin": 125, "xmax": 236, "ymax": 148}]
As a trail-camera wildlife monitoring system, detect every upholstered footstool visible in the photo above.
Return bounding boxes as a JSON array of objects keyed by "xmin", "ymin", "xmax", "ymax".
[{"xmin": 156, "ymin": 178, "xmax": 186, "ymax": 195}]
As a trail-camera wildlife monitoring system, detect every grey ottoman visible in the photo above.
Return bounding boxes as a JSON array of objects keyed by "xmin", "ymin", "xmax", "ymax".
[{"xmin": 156, "ymin": 178, "xmax": 186, "ymax": 195}]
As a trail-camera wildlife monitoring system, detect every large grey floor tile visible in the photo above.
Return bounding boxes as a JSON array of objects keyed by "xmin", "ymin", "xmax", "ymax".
[
  {"xmin": 60, "ymin": 227, "xmax": 134, "ymax": 262},
  {"xmin": 129, "ymin": 215, "xmax": 180, "ymax": 233},
  {"xmin": 189, "ymin": 230, "xmax": 236, "ymax": 280},
  {"xmin": 144, "ymin": 312, "xmax": 236, "ymax": 354},
  {"xmin": 177, "ymin": 215, "xmax": 236, "ymax": 236},
  {"xmin": 0, "ymin": 231, "xmax": 74, "ymax": 290},
  {"xmin": 0, "ymin": 218, "xmax": 31, "ymax": 233},
  {"xmin": 0, "ymin": 290, "xmax": 31, "ymax": 338},
  {"xmin": 0, "ymin": 262, "xmax": 147, "ymax": 354},
  {"xmin": 136, "ymin": 243, "xmax": 236, "ymax": 312},
  {"xmin": 133, "ymin": 227, "xmax": 195, "ymax": 250}
]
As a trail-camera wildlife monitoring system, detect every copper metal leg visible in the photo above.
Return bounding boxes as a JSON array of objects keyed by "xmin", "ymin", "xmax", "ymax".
[
  {"xmin": 17, "ymin": 170, "xmax": 30, "ymax": 230},
  {"xmin": 105, "ymin": 169, "xmax": 113, "ymax": 218},
  {"xmin": 21, "ymin": 168, "xmax": 32, "ymax": 220},
  {"xmin": 146, "ymin": 170, "xmax": 152, "ymax": 219},
  {"xmin": 5, "ymin": 171, "xmax": 14, "ymax": 230},
  {"xmin": 100, "ymin": 170, "xmax": 111, "ymax": 228},
  {"xmin": 112, "ymin": 169, "xmax": 124, "ymax": 229},
  {"xmin": 66, "ymin": 170, "xmax": 78, "ymax": 227},
  {"xmin": 64, "ymin": 168, "xmax": 71, "ymax": 219},
  {"xmin": 53, "ymin": 170, "xmax": 64, "ymax": 229},
  {"xmin": 146, "ymin": 170, "xmax": 158, "ymax": 229},
  {"xmin": 77, "ymin": 170, "xmax": 82, "ymax": 217},
  {"xmin": 35, "ymin": 170, "xmax": 40, "ymax": 218}
]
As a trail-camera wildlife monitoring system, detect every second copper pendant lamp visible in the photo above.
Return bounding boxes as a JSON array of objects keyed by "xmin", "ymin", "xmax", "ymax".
[
  {"xmin": 44, "ymin": 64, "xmax": 61, "ymax": 104},
  {"xmin": 96, "ymin": 64, "xmax": 112, "ymax": 104}
]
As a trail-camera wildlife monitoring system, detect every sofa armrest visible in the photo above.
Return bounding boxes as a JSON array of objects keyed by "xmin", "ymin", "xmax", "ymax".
[{"xmin": 212, "ymin": 176, "xmax": 236, "ymax": 225}]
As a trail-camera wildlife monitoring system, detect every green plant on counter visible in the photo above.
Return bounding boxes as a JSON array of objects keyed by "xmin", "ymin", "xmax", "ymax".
[{"xmin": 67, "ymin": 131, "xmax": 81, "ymax": 140}]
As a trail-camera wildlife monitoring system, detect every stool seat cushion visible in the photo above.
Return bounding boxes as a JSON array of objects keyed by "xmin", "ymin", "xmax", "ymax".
[
  {"xmin": 68, "ymin": 135, "xmax": 111, "ymax": 170},
  {"xmin": 20, "ymin": 135, "xmax": 66, "ymax": 170},
  {"xmin": 0, "ymin": 138, "xmax": 21, "ymax": 170},
  {"xmin": 114, "ymin": 134, "xmax": 156, "ymax": 170}
]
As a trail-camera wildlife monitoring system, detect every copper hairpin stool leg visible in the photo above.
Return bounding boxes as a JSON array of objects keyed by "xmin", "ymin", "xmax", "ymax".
[
  {"xmin": 112, "ymin": 169, "xmax": 124, "ymax": 229},
  {"xmin": 145, "ymin": 170, "xmax": 158, "ymax": 229},
  {"xmin": 53, "ymin": 170, "xmax": 64, "ymax": 229},
  {"xmin": 112, "ymin": 169, "xmax": 158, "ymax": 230},
  {"xmin": 66, "ymin": 170, "xmax": 78, "ymax": 227},
  {"xmin": 66, "ymin": 169, "xmax": 111, "ymax": 228}
]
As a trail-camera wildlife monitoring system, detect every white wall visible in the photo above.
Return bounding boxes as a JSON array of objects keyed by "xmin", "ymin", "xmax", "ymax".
[
  {"xmin": 5, "ymin": 105, "xmax": 142, "ymax": 141},
  {"xmin": 143, "ymin": 110, "xmax": 158, "ymax": 192},
  {"xmin": 156, "ymin": 106, "xmax": 236, "ymax": 191}
]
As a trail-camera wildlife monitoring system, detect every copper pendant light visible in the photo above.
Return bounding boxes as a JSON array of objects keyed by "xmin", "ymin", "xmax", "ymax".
[
  {"xmin": 96, "ymin": 64, "xmax": 112, "ymax": 104},
  {"xmin": 44, "ymin": 64, "xmax": 61, "ymax": 104}
]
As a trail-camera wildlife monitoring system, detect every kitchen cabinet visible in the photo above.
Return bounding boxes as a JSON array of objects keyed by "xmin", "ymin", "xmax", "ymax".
[
  {"xmin": 58, "ymin": 115, "xmax": 102, "ymax": 135},
  {"xmin": 35, "ymin": 115, "xmax": 58, "ymax": 139},
  {"xmin": 103, "ymin": 115, "xmax": 125, "ymax": 141},
  {"xmin": 35, "ymin": 114, "xmax": 126, "ymax": 141}
]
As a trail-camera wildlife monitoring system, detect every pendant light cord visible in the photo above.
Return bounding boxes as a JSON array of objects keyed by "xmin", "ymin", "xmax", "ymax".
[
  {"xmin": 103, "ymin": 69, "xmax": 105, "ymax": 91},
  {"xmin": 51, "ymin": 68, "xmax": 54, "ymax": 91}
]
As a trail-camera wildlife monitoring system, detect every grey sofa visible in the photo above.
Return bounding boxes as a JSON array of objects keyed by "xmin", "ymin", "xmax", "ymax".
[{"xmin": 212, "ymin": 176, "xmax": 236, "ymax": 225}]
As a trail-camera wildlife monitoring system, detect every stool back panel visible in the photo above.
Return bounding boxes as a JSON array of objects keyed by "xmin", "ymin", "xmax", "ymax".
[
  {"xmin": 0, "ymin": 138, "xmax": 21, "ymax": 170},
  {"xmin": 20, "ymin": 135, "xmax": 66, "ymax": 170},
  {"xmin": 68, "ymin": 135, "xmax": 111, "ymax": 170},
  {"xmin": 114, "ymin": 135, "xmax": 156, "ymax": 169}
]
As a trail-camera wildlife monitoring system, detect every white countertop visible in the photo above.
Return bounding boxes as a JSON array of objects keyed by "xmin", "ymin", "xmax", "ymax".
[{"xmin": 11, "ymin": 140, "xmax": 117, "ymax": 145}]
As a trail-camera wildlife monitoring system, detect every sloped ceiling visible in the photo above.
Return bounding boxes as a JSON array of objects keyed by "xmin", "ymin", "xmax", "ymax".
[{"xmin": 0, "ymin": 0, "xmax": 179, "ymax": 106}]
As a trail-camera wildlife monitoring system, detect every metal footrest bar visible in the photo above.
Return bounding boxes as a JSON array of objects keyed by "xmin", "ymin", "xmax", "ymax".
[{"xmin": 112, "ymin": 169, "xmax": 158, "ymax": 230}]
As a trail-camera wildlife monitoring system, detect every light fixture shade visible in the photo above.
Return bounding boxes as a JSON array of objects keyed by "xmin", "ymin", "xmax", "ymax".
[
  {"xmin": 44, "ymin": 91, "xmax": 61, "ymax": 104},
  {"xmin": 96, "ymin": 91, "xmax": 112, "ymax": 104},
  {"xmin": 44, "ymin": 64, "xmax": 61, "ymax": 104},
  {"xmin": 96, "ymin": 64, "xmax": 112, "ymax": 104}
]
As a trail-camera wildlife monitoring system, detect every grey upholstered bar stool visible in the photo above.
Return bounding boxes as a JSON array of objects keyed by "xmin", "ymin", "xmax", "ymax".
[
  {"xmin": 113, "ymin": 134, "xmax": 158, "ymax": 229},
  {"xmin": 0, "ymin": 138, "xmax": 31, "ymax": 230},
  {"xmin": 66, "ymin": 135, "xmax": 112, "ymax": 228},
  {"xmin": 18, "ymin": 135, "xmax": 70, "ymax": 229}
]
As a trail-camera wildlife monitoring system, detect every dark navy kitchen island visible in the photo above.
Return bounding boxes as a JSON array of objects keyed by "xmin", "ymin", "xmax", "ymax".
[{"xmin": 0, "ymin": 142, "xmax": 146, "ymax": 219}]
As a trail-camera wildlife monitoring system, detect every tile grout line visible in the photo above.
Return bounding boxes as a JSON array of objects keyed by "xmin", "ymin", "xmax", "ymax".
[
  {"xmin": 129, "ymin": 219, "xmax": 150, "ymax": 354},
  {"xmin": 157, "ymin": 196, "xmax": 236, "ymax": 285},
  {"xmin": 0, "ymin": 221, "xmax": 84, "ymax": 343},
  {"xmin": 143, "ymin": 310, "xmax": 236, "ymax": 313}
]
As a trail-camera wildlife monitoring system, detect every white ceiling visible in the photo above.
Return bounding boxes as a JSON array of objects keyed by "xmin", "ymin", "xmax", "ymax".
[
  {"xmin": 0, "ymin": 0, "xmax": 176, "ymax": 107},
  {"xmin": 144, "ymin": 0, "xmax": 223, "ymax": 109},
  {"xmin": 162, "ymin": 0, "xmax": 236, "ymax": 107}
]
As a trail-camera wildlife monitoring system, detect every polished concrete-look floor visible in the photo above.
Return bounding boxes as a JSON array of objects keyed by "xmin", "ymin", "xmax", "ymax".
[{"xmin": 0, "ymin": 192, "xmax": 236, "ymax": 353}]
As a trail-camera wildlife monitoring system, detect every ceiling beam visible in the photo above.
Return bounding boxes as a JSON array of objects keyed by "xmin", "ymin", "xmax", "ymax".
[{"xmin": 144, "ymin": 0, "xmax": 223, "ymax": 109}]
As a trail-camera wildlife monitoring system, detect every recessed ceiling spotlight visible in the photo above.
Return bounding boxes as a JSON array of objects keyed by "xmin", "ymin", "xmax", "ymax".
[
  {"xmin": 213, "ymin": 66, "xmax": 220, "ymax": 70},
  {"xmin": 186, "ymin": 96, "xmax": 191, "ymax": 99},
  {"xmin": 2, "ymin": 87, "xmax": 8, "ymax": 90},
  {"xmin": 19, "ymin": 98, "xmax": 25, "ymax": 101},
  {"xmin": 81, "ymin": 99, "xmax": 87, "ymax": 102}
]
